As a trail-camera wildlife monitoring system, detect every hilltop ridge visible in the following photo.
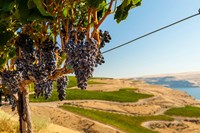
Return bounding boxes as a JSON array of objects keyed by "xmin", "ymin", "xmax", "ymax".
[{"xmin": 133, "ymin": 71, "xmax": 200, "ymax": 88}]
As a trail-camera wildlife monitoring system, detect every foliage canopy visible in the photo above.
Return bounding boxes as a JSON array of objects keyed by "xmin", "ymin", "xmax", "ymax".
[
  {"xmin": 0, "ymin": 0, "xmax": 142, "ymax": 70},
  {"xmin": 0, "ymin": 1, "xmax": 142, "ymax": 132}
]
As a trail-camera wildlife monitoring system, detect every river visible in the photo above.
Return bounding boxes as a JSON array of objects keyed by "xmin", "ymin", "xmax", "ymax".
[{"xmin": 172, "ymin": 87, "xmax": 200, "ymax": 100}]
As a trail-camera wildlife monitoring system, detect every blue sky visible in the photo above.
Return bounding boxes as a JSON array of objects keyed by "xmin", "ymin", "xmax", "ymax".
[{"xmin": 93, "ymin": 0, "xmax": 200, "ymax": 78}]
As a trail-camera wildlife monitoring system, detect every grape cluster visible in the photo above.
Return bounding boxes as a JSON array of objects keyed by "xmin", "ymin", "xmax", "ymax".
[
  {"xmin": 1, "ymin": 70, "xmax": 21, "ymax": 110},
  {"xmin": 99, "ymin": 30, "xmax": 112, "ymax": 48},
  {"xmin": 65, "ymin": 38, "xmax": 99, "ymax": 89},
  {"xmin": 64, "ymin": 29, "xmax": 111, "ymax": 90},
  {"xmin": 94, "ymin": 30, "xmax": 112, "ymax": 66},
  {"xmin": 57, "ymin": 76, "xmax": 68, "ymax": 101},
  {"xmin": 15, "ymin": 58, "xmax": 31, "ymax": 80},
  {"xmin": 15, "ymin": 34, "xmax": 35, "ymax": 80},
  {"xmin": 39, "ymin": 39, "xmax": 57, "ymax": 76},
  {"xmin": 34, "ymin": 80, "xmax": 53, "ymax": 99},
  {"xmin": 32, "ymin": 39, "xmax": 56, "ymax": 99},
  {"xmin": 1, "ymin": 70, "xmax": 21, "ymax": 94},
  {"xmin": 14, "ymin": 35, "xmax": 56, "ymax": 100},
  {"xmin": 15, "ymin": 34, "xmax": 35, "ymax": 64},
  {"xmin": 44, "ymin": 80, "xmax": 54, "ymax": 99}
]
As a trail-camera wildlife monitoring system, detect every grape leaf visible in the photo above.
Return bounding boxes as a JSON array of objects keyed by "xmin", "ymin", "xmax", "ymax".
[
  {"xmin": 8, "ymin": 48, "xmax": 16, "ymax": 58},
  {"xmin": 27, "ymin": 0, "xmax": 36, "ymax": 9},
  {"xmin": 121, "ymin": 0, "xmax": 131, "ymax": 9},
  {"xmin": 114, "ymin": 3, "xmax": 133, "ymax": 23},
  {"xmin": 63, "ymin": 7, "xmax": 68, "ymax": 17},
  {"xmin": 0, "ymin": 57, "xmax": 6, "ymax": 66},
  {"xmin": 97, "ymin": 0, "xmax": 107, "ymax": 10},
  {"xmin": 132, "ymin": 0, "xmax": 142, "ymax": 5},
  {"xmin": 0, "ymin": 0, "xmax": 15, "ymax": 12},
  {"xmin": 0, "ymin": 25, "xmax": 14, "ymax": 47},
  {"xmin": 16, "ymin": 0, "xmax": 30, "ymax": 23},
  {"xmin": 32, "ymin": 0, "xmax": 52, "ymax": 16},
  {"xmin": 114, "ymin": 0, "xmax": 142, "ymax": 23},
  {"xmin": 27, "ymin": 8, "xmax": 53, "ymax": 21},
  {"xmin": 86, "ymin": 0, "xmax": 104, "ymax": 8}
]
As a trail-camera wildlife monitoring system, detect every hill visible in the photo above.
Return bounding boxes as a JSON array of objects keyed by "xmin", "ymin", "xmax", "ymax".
[
  {"xmin": 0, "ymin": 78, "xmax": 200, "ymax": 133},
  {"xmin": 133, "ymin": 71, "xmax": 200, "ymax": 88}
]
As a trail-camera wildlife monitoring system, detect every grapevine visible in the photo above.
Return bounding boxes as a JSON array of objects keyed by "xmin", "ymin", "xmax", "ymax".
[{"xmin": 0, "ymin": 0, "xmax": 142, "ymax": 132}]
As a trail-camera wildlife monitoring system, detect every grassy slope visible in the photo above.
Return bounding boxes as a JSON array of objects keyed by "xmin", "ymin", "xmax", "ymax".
[
  {"xmin": 165, "ymin": 106, "xmax": 200, "ymax": 117},
  {"xmin": 30, "ymin": 88, "xmax": 152, "ymax": 102},
  {"xmin": 66, "ymin": 88, "xmax": 152, "ymax": 102},
  {"xmin": 60, "ymin": 105, "xmax": 173, "ymax": 133}
]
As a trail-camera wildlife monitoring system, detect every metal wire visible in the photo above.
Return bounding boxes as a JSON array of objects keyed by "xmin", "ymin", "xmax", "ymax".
[{"xmin": 102, "ymin": 10, "xmax": 200, "ymax": 54}]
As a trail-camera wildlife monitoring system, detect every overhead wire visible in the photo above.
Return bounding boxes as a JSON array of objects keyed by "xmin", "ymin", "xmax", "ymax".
[{"xmin": 102, "ymin": 9, "xmax": 200, "ymax": 54}]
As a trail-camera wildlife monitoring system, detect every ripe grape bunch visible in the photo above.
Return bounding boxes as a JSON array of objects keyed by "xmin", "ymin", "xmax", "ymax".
[
  {"xmin": 1, "ymin": 70, "xmax": 21, "ymax": 110},
  {"xmin": 32, "ymin": 39, "xmax": 57, "ymax": 98},
  {"xmin": 1, "ymin": 70, "xmax": 21, "ymax": 94},
  {"xmin": 15, "ymin": 34, "xmax": 35, "ymax": 80},
  {"xmin": 99, "ymin": 30, "xmax": 112, "ymax": 48},
  {"xmin": 57, "ymin": 76, "xmax": 68, "ymax": 101},
  {"xmin": 65, "ymin": 29, "xmax": 112, "ymax": 89},
  {"xmin": 39, "ymin": 39, "xmax": 57, "ymax": 76},
  {"xmin": 16, "ymin": 34, "xmax": 35, "ymax": 64},
  {"xmin": 0, "ymin": 34, "xmax": 35, "ymax": 110},
  {"xmin": 1, "ymin": 34, "xmax": 58, "ymax": 106}
]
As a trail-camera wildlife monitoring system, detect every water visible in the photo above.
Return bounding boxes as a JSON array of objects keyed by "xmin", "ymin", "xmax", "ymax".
[{"xmin": 172, "ymin": 87, "xmax": 200, "ymax": 100}]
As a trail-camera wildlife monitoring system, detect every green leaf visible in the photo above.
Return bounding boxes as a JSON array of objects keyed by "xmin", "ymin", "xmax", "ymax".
[
  {"xmin": 32, "ymin": 0, "xmax": 52, "ymax": 16},
  {"xmin": 0, "ymin": 0, "xmax": 15, "ymax": 12},
  {"xmin": 0, "ymin": 25, "xmax": 14, "ymax": 47},
  {"xmin": 27, "ymin": 8, "xmax": 53, "ymax": 21},
  {"xmin": 114, "ymin": 0, "xmax": 142, "ymax": 23},
  {"xmin": 63, "ymin": 7, "xmax": 68, "ymax": 18},
  {"xmin": 86, "ymin": 0, "xmax": 104, "ymax": 8},
  {"xmin": 16, "ymin": 0, "xmax": 30, "ymax": 23},
  {"xmin": 0, "ymin": 57, "xmax": 6, "ymax": 66},
  {"xmin": 132, "ymin": 0, "xmax": 142, "ymax": 5},
  {"xmin": 27, "ymin": 0, "xmax": 36, "ymax": 9},
  {"xmin": 8, "ymin": 48, "xmax": 16, "ymax": 58},
  {"xmin": 121, "ymin": 0, "xmax": 131, "ymax": 9},
  {"xmin": 97, "ymin": 0, "xmax": 107, "ymax": 10},
  {"xmin": 114, "ymin": 3, "xmax": 132, "ymax": 23},
  {"xmin": 97, "ymin": 0, "xmax": 107, "ymax": 20}
]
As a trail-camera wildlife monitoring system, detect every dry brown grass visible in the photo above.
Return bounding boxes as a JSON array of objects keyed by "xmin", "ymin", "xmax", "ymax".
[
  {"xmin": 0, "ymin": 110, "xmax": 51, "ymax": 133},
  {"xmin": 0, "ymin": 110, "xmax": 19, "ymax": 133},
  {"xmin": 33, "ymin": 115, "xmax": 51, "ymax": 132}
]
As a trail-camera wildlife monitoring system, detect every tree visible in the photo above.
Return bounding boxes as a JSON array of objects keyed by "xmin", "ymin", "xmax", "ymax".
[{"xmin": 0, "ymin": 0, "xmax": 142, "ymax": 132}]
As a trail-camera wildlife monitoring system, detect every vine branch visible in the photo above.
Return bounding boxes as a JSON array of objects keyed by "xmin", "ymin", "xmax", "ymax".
[
  {"xmin": 97, "ymin": 0, "xmax": 114, "ymax": 28},
  {"xmin": 87, "ymin": 8, "xmax": 91, "ymax": 40}
]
